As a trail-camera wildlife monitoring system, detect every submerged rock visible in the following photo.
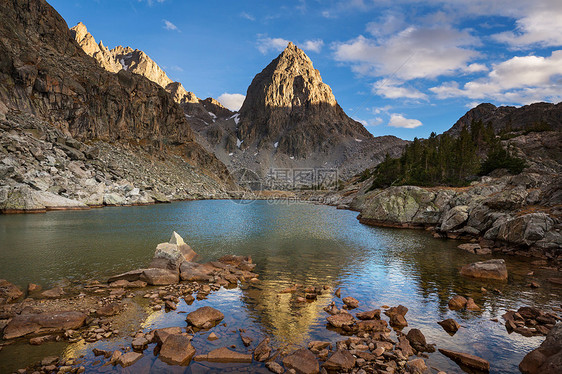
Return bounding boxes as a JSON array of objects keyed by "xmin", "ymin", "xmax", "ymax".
[
  {"xmin": 439, "ymin": 349, "xmax": 490, "ymax": 372},
  {"xmin": 3, "ymin": 311, "xmax": 87, "ymax": 339},
  {"xmin": 186, "ymin": 306, "xmax": 224, "ymax": 328},
  {"xmin": 195, "ymin": 347, "xmax": 252, "ymax": 363},
  {"xmin": 159, "ymin": 334, "xmax": 196, "ymax": 365},
  {"xmin": 283, "ymin": 348, "xmax": 319, "ymax": 374},
  {"xmin": 460, "ymin": 259, "xmax": 508, "ymax": 281},
  {"xmin": 448, "ymin": 295, "xmax": 468, "ymax": 310},
  {"xmin": 254, "ymin": 337, "xmax": 272, "ymax": 362}
]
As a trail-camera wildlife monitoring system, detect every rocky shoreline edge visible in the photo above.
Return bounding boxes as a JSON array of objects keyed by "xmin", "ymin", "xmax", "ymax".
[{"xmin": 1, "ymin": 232, "xmax": 561, "ymax": 374}]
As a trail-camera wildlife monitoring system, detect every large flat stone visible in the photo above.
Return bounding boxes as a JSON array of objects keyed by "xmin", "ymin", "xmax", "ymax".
[
  {"xmin": 3, "ymin": 311, "xmax": 87, "ymax": 339},
  {"xmin": 159, "ymin": 334, "xmax": 196, "ymax": 365},
  {"xmin": 186, "ymin": 306, "xmax": 224, "ymax": 329},
  {"xmin": 439, "ymin": 349, "xmax": 490, "ymax": 372}
]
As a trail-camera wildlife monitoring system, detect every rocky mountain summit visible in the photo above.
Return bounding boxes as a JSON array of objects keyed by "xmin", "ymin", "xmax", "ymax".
[
  {"xmin": 209, "ymin": 43, "xmax": 407, "ymax": 180},
  {"xmin": 71, "ymin": 22, "xmax": 199, "ymax": 105},
  {"xmin": 447, "ymin": 102, "xmax": 562, "ymax": 136},
  {"xmin": 0, "ymin": 0, "xmax": 234, "ymax": 212}
]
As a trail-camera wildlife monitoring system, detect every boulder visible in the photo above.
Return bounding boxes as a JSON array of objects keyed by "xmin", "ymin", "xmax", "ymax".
[
  {"xmin": 438, "ymin": 319, "xmax": 460, "ymax": 334},
  {"xmin": 152, "ymin": 327, "xmax": 183, "ymax": 344},
  {"xmin": 103, "ymin": 193, "xmax": 125, "ymax": 206},
  {"xmin": 406, "ymin": 358, "xmax": 429, "ymax": 374},
  {"xmin": 283, "ymin": 348, "xmax": 319, "ymax": 374},
  {"xmin": 448, "ymin": 295, "xmax": 467, "ymax": 310},
  {"xmin": 3, "ymin": 311, "xmax": 87, "ymax": 339},
  {"xmin": 358, "ymin": 186, "xmax": 445, "ymax": 227},
  {"xmin": 327, "ymin": 313, "xmax": 355, "ymax": 328},
  {"xmin": 495, "ymin": 213, "xmax": 554, "ymax": 246},
  {"xmin": 342, "ymin": 296, "xmax": 359, "ymax": 309},
  {"xmin": 41, "ymin": 287, "xmax": 65, "ymax": 298},
  {"xmin": 0, "ymin": 279, "xmax": 23, "ymax": 303},
  {"xmin": 356, "ymin": 309, "xmax": 380, "ymax": 320},
  {"xmin": 153, "ymin": 232, "xmax": 197, "ymax": 268},
  {"xmin": 97, "ymin": 303, "xmax": 121, "ymax": 317},
  {"xmin": 254, "ymin": 337, "xmax": 272, "ymax": 362},
  {"xmin": 440, "ymin": 205, "xmax": 469, "ymax": 231},
  {"xmin": 519, "ymin": 323, "xmax": 562, "ymax": 374},
  {"xmin": 117, "ymin": 351, "xmax": 143, "ymax": 367},
  {"xmin": 466, "ymin": 298, "xmax": 481, "ymax": 311},
  {"xmin": 107, "ymin": 269, "xmax": 144, "ymax": 283},
  {"xmin": 460, "ymin": 259, "xmax": 508, "ymax": 281},
  {"xmin": 159, "ymin": 334, "xmax": 196, "ymax": 365},
  {"xmin": 140, "ymin": 268, "xmax": 179, "ymax": 285},
  {"xmin": 439, "ymin": 349, "xmax": 490, "ymax": 372},
  {"xmin": 186, "ymin": 306, "xmax": 224, "ymax": 328},
  {"xmin": 180, "ymin": 262, "xmax": 214, "ymax": 281},
  {"xmin": 322, "ymin": 350, "xmax": 356, "ymax": 371},
  {"xmin": 390, "ymin": 314, "xmax": 408, "ymax": 328},
  {"xmin": 195, "ymin": 347, "xmax": 252, "ymax": 363},
  {"xmin": 357, "ymin": 319, "xmax": 390, "ymax": 332},
  {"xmin": 406, "ymin": 329, "xmax": 435, "ymax": 352}
]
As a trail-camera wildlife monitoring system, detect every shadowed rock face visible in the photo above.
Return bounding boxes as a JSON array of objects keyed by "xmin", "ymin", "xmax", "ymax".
[
  {"xmin": 446, "ymin": 102, "xmax": 562, "ymax": 136},
  {"xmin": 0, "ymin": 0, "xmax": 232, "ymax": 186}
]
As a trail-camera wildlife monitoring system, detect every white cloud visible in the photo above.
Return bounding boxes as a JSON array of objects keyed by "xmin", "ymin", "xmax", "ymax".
[
  {"xmin": 464, "ymin": 63, "xmax": 488, "ymax": 74},
  {"xmin": 430, "ymin": 50, "xmax": 562, "ymax": 104},
  {"xmin": 333, "ymin": 26, "xmax": 480, "ymax": 80},
  {"xmin": 492, "ymin": 0, "xmax": 562, "ymax": 48},
  {"xmin": 257, "ymin": 36, "xmax": 324, "ymax": 54},
  {"xmin": 387, "ymin": 114, "xmax": 422, "ymax": 129},
  {"xmin": 257, "ymin": 36, "xmax": 291, "ymax": 54},
  {"xmin": 163, "ymin": 19, "xmax": 179, "ymax": 32},
  {"xmin": 217, "ymin": 93, "xmax": 246, "ymax": 111},
  {"xmin": 354, "ymin": 117, "xmax": 383, "ymax": 127},
  {"xmin": 240, "ymin": 12, "xmax": 255, "ymax": 21},
  {"xmin": 373, "ymin": 79, "xmax": 427, "ymax": 100},
  {"xmin": 301, "ymin": 39, "xmax": 324, "ymax": 53}
]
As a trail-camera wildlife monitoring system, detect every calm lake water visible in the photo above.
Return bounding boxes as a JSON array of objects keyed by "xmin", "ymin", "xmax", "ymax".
[{"xmin": 0, "ymin": 200, "xmax": 560, "ymax": 373}]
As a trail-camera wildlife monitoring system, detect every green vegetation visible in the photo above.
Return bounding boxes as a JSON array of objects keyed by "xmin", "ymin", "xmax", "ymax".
[{"xmin": 366, "ymin": 120, "xmax": 527, "ymax": 190}]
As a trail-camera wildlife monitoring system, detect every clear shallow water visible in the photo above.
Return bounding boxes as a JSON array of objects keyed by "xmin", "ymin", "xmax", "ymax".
[{"xmin": 0, "ymin": 200, "xmax": 560, "ymax": 373}]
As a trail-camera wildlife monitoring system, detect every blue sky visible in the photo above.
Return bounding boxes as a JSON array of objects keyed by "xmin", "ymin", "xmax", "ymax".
[{"xmin": 51, "ymin": 0, "xmax": 562, "ymax": 140}]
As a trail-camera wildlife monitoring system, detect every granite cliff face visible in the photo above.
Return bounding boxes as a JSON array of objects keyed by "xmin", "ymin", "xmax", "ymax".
[
  {"xmin": 0, "ymin": 0, "xmax": 234, "ymax": 212},
  {"xmin": 70, "ymin": 22, "xmax": 199, "ymax": 105}
]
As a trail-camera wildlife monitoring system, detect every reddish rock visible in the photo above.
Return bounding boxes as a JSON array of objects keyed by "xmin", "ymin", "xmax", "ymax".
[
  {"xmin": 406, "ymin": 358, "xmax": 429, "ymax": 374},
  {"xmin": 27, "ymin": 283, "xmax": 41, "ymax": 293},
  {"xmin": 153, "ymin": 327, "xmax": 183, "ymax": 344},
  {"xmin": 448, "ymin": 295, "xmax": 467, "ymax": 310},
  {"xmin": 460, "ymin": 259, "xmax": 508, "ymax": 281},
  {"xmin": 117, "ymin": 351, "xmax": 143, "ymax": 367},
  {"xmin": 195, "ymin": 347, "xmax": 252, "ymax": 363},
  {"xmin": 396, "ymin": 335, "xmax": 414, "ymax": 357},
  {"xmin": 439, "ymin": 349, "xmax": 490, "ymax": 372},
  {"xmin": 356, "ymin": 309, "xmax": 380, "ymax": 320},
  {"xmin": 342, "ymin": 296, "xmax": 359, "ymax": 309},
  {"xmin": 3, "ymin": 311, "xmax": 87, "ymax": 339},
  {"xmin": 283, "ymin": 348, "xmax": 319, "ymax": 374},
  {"xmin": 308, "ymin": 341, "xmax": 331, "ymax": 353},
  {"xmin": 357, "ymin": 319, "xmax": 389, "ymax": 332},
  {"xmin": 41, "ymin": 287, "xmax": 64, "ymax": 298},
  {"xmin": 97, "ymin": 302, "xmax": 120, "ymax": 317},
  {"xmin": 186, "ymin": 306, "xmax": 224, "ymax": 328},
  {"xmin": 519, "ymin": 323, "xmax": 562, "ymax": 374},
  {"xmin": 0, "ymin": 279, "xmax": 23, "ymax": 303},
  {"xmin": 159, "ymin": 334, "xmax": 196, "ymax": 365},
  {"xmin": 322, "ymin": 350, "xmax": 355, "ymax": 371},
  {"xmin": 140, "ymin": 268, "xmax": 179, "ymax": 285},
  {"xmin": 390, "ymin": 313, "xmax": 408, "ymax": 328},
  {"xmin": 327, "ymin": 313, "xmax": 355, "ymax": 328},
  {"xmin": 385, "ymin": 305, "xmax": 408, "ymax": 317},
  {"xmin": 466, "ymin": 298, "xmax": 481, "ymax": 311},
  {"xmin": 254, "ymin": 337, "xmax": 272, "ymax": 362},
  {"xmin": 438, "ymin": 319, "xmax": 460, "ymax": 334}
]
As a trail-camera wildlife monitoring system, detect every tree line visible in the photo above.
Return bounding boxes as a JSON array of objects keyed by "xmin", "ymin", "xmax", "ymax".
[{"xmin": 363, "ymin": 120, "xmax": 528, "ymax": 189}]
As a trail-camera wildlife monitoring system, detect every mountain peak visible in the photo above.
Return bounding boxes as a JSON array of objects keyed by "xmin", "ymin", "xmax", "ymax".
[{"xmin": 237, "ymin": 41, "xmax": 372, "ymax": 160}]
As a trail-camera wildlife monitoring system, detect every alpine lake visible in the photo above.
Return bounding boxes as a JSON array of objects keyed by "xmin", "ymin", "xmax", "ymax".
[{"xmin": 0, "ymin": 200, "xmax": 560, "ymax": 373}]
